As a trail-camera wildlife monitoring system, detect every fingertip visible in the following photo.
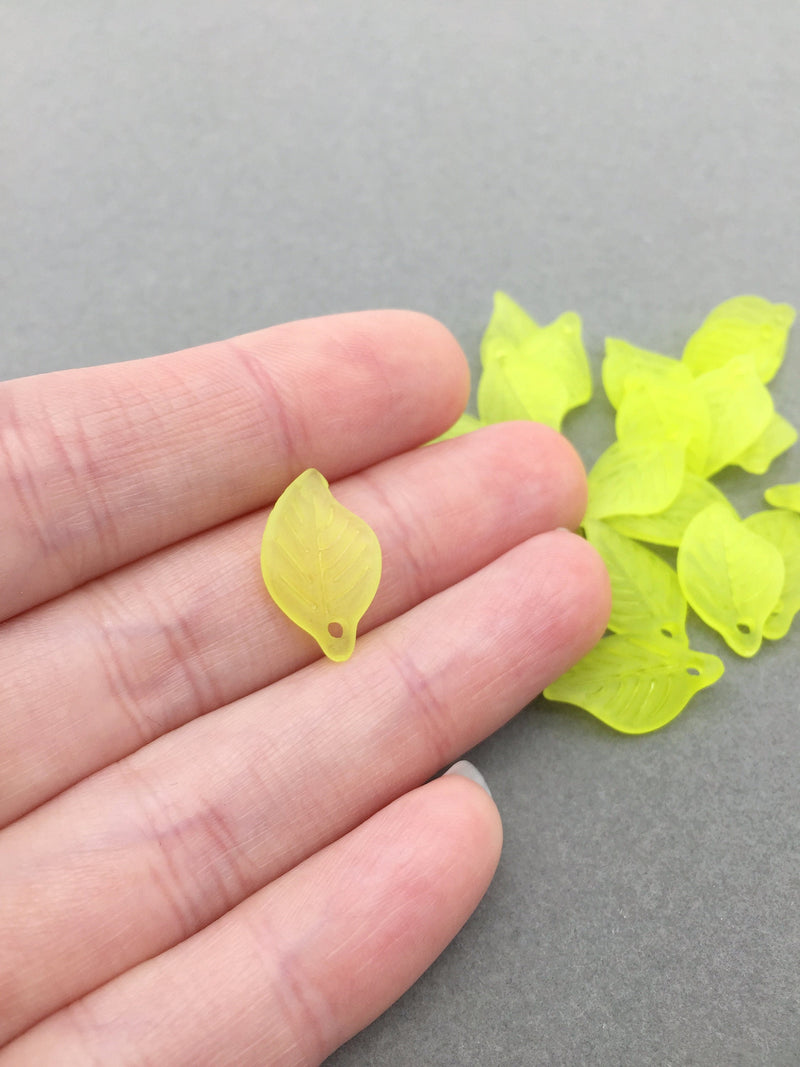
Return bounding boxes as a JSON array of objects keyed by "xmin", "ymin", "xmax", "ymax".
[
  {"xmin": 332, "ymin": 309, "xmax": 472, "ymax": 432},
  {"xmin": 535, "ymin": 528, "xmax": 612, "ymax": 657},
  {"xmin": 431, "ymin": 764, "xmax": 503, "ymax": 882},
  {"xmin": 444, "ymin": 421, "xmax": 589, "ymax": 532},
  {"xmin": 555, "ymin": 432, "xmax": 590, "ymax": 529},
  {"xmin": 386, "ymin": 310, "xmax": 472, "ymax": 431},
  {"xmin": 398, "ymin": 309, "xmax": 471, "ymax": 381},
  {"xmin": 241, "ymin": 308, "xmax": 472, "ymax": 451},
  {"xmin": 515, "ymin": 420, "xmax": 588, "ymax": 531}
]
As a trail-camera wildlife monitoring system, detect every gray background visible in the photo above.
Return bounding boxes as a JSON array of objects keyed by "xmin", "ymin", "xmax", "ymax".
[{"xmin": 3, "ymin": 2, "xmax": 799, "ymax": 1064}]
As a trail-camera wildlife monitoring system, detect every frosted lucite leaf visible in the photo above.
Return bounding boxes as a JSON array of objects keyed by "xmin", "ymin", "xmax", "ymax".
[
  {"xmin": 543, "ymin": 633, "xmax": 724, "ymax": 734},
  {"xmin": 480, "ymin": 290, "xmax": 540, "ymax": 367},
  {"xmin": 693, "ymin": 355, "xmax": 774, "ymax": 477},
  {"xmin": 584, "ymin": 520, "xmax": 688, "ymax": 644},
  {"xmin": 478, "ymin": 294, "xmax": 591, "ymax": 429},
  {"xmin": 742, "ymin": 510, "xmax": 800, "ymax": 639},
  {"xmin": 585, "ymin": 441, "xmax": 685, "ymax": 521},
  {"xmin": 602, "ymin": 338, "xmax": 692, "ymax": 409},
  {"xmin": 606, "ymin": 473, "xmax": 736, "ymax": 547},
  {"xmin": 677, "ymin": 503, "xmax": 784, "ymax": 657},
  {"xmin": 477, "ymin": 352, "xmax": 570, "ymax": 429},
  {"xmin": 261, "ymin": 469, "xmax": 382, "ymax": 662},
  {"xmin": 615, "ymin": 379, "xmax": 711, "ymax": 475},
  {"xmin": 428, "ymin": 412, "xmax": 485, "ymax": 444},
  {"xmin": 683, "ymin": 295, "xmax": 796, "ymax": 383},
  {"xmin": 534, "ymin": 311, "xmax": 593, "ymax": 410},
  {"xmin": 705, "ymin": 294, "xmax": 796, "ymax": 329},
  {"xmin": 730, "ymin": 412, "xmax": 798, "ymax": 474},
  {"xmin": 481, "ymin": 329, "xmax": 591, "ymax": 430},
  {"xmin": 764, "ymin": 482, "xmax": 800, "ymax": 513}
]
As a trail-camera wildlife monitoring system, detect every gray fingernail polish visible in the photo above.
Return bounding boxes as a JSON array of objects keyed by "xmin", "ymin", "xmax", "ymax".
[{"xmin": 444, "ymin": 760, "xmax": 492, "ymax": 797}]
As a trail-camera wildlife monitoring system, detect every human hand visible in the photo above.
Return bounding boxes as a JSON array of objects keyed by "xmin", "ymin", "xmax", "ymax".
[{"xmin": 0, "ymin": 311, "xmax": 609, "ymax": 1065}]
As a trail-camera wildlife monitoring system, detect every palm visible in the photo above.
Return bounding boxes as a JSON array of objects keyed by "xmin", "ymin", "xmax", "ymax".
[{"xmin": 0, "ymin": 311, "xmax": 607, "ymax": 1065}]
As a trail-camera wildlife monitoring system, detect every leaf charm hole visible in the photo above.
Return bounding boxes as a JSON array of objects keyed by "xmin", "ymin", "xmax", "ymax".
[
  {"xmin": 661, "ymin": 627, "xmax": 673, "ymax": 638},
  {"xmin": 737, "ymin": 622, "xmax": 751, "ymax": 634},
  {"xmin": 686, "ymin": 667, "xmax": 700, "ymax": 676},
  {"xmin": 328, "ymin": 621, "xmax": 344, "ymax": 639}
]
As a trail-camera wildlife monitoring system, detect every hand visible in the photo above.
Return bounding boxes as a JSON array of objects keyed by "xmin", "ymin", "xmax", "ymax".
[{"xmin": 0, "ymin": 311, "xmax": 608, "ymax": 1065}]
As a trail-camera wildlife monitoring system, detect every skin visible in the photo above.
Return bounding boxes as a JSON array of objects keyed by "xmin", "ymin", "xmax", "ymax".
[{"xmin": 0, "ymin": 310, "xmax": 610, "ymax": 1066}]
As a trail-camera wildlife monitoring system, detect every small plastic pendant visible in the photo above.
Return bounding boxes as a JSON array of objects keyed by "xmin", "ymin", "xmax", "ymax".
[{"xmin": 261, "ymin": 469, "xmax": 382, "ymax": 662}]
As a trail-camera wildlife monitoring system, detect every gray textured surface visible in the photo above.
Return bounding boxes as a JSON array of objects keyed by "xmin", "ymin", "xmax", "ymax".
[{"xmin": 3, "ymin": 3, "xmax": 800, "ymax": 1064}]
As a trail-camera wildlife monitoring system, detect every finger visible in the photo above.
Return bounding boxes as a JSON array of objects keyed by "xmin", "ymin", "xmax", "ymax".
[
  {"xmin": 0, "ymin": 531, "xmax": 608, "ymax": 1042},
  {"xmin": 2, "ymin": 772, "xmax": 501, "ymax": 1067},
  {"xmin": 0, "ymin": 310, "xmax": 467, "ymax": 621},
  {"xmin": 0, "ymin": 421, "xmax": 586, "ymax": 826}
]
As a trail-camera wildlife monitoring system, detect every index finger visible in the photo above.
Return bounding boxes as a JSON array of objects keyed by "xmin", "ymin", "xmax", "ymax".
[{"xmin": 0, "ymin": 311, "xmax": 468, "ymax": 621}]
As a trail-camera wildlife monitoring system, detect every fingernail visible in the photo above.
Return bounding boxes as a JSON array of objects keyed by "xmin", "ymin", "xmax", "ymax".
[{"xmin": 444, "ymin": 760, "xmax": 492, "ymax": 798}]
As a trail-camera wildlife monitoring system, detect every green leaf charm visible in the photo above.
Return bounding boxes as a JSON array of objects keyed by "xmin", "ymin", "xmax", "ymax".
[
  {"xmin": 615, "ymin": 379, "xmax": 711, "ymax": 475},
  {"xmin": 480, "ymin": 290, "xmax": 540, "ymax": 367},
  {"xmin": 584, "ymin": 520, "xmax": 687, "ymax": 643},
  {"xmin": 765, "ymin": 482, "xmax": 800, "ymax": 513},
  {"xmin": 261, "ymin": 468, "xmax": 382, "ymax": 662},
  {"xmin": 606, "ymin": 473, "xmax": 735, "ymax": 547},
  {"xmin": 543, "ymin": 633, "xmax": 724, "ymax": 734},
  {"xmin": 683, "ymin": 295, "xmax": 796, "ymax": 383},
  {"xmin": 730, "ymin": 412, "xmax": 798, "ymax": 475},
  {"xmin": 677, "ymin": 503, "xmax": 784, "ymax": 656},
  {"xmin": 692, "ymin": 355, "xmax": 774, "ymax": 476},
  {"xmin": 585, "ymin": 441, "xmax": 685, "ymax": 521},
  {"xmin": 537, "ymin": 311, "xmax": 593, "ymax": 411},
  {"xmin": 477, "ymin": 352, "xmax": 569, "ymax": 429},
  {"xmin": 602, "ymin": 338, "xmax": 692, "ymax": 409},
  {"xmin": 742, "ymin": 510, "xmax": 800, "ymax": 639},
  {"xmin": 478, "ymin": 293, "xmax": 591, "ymax": 431}
]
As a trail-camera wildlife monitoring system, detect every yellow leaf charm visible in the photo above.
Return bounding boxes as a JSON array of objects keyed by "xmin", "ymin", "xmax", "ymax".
[
  {"xmin": 606, "ymin": 472, "xmax": 735, "ymax": 547},
  {"xmin": 693, "ymin": 355, "xmax": 774, "ymax": 477},
  {"xmin": 543, "ymin": 633, "xmax": 724, "ymax": 734},
  {"xmin": 730, "ymin": 412, "xmax": 798, "ymax": 475},
  {"xmin": 583, "ymin": 520, "xmax": 688, "ymax": 644},
  {"xmin": 677, "ymin": 503, "xmax": 784, "ymax": 657},
  {"xmin": 585, "ymin": 440, "xmax": 685, "ymax": 521},
  {"xmin": 261, "ymin": 469, "xmax": 382, "ymax": 662},
  {"xmin": 477, "ymin": 293, "xmax": 592, "ymax": 431},
  {"xmin": 742, "ymin": 510, "xmax": 800, "ymax": 640},
  {"xmin": 683, "ymin": 295, "xmax": 796, "ymax": 383},
  {"xmin": 480, "ymin": 290, "xmax": 540, "ymax": 366},
  {"xmin": 615, "ymin": 378, "xmax": 711, "ymax": 474},
  {"xmin": 765, "ymin": 482, "xmax": 800, "ymax": 513},
  {"xmin": 602, "ymin": 338, "xmax": 692, "ymax": 409}
]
